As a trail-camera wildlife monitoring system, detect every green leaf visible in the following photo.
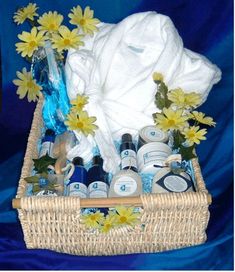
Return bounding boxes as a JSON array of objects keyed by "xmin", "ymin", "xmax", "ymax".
[
  {"xmin": 33, "ymin": 154, "xmax": 56, "ymax": 174},
  {"xmin": 179, "ymin": 145, "xmax": 197, "ymax": 161},
  {"xmin": 154, "ymin": 82, "xmax": 172, "ymax": 110},
  {"xmin": 24, "ymin": 175, "xmax": 39, "ymax": 183},
  {"xmin": 32, "ymin": 184, "xmax": 41, "ymax": 194},
  {"xmin": 172, "ymin": 130, "xmax": 186, "ymax": 150}
]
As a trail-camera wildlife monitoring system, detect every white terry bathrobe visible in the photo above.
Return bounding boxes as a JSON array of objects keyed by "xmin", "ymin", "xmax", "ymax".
[{"xmin": 65, "ymin": 11, "xmax": 221, "ymax": 174}]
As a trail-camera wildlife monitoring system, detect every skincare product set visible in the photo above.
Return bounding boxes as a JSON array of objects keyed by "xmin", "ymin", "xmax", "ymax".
[{"xmin": 27, "ymin": 125, "xmax": 195, "ymax": 197}]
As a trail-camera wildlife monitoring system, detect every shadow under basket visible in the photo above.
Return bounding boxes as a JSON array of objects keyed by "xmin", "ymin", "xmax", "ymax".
[{"xmin": 12, "ymin": 96, "xmax": 212, "ymax": 256}]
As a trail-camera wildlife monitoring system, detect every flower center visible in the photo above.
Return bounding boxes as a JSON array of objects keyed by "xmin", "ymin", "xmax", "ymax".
[
  {"xmin": 120, "ymin": 216, "xmax": 127, "ymax": 223},
  {"xmin": 188, "ymin": 132, "xmax": 195, "ymax": 138},
  {"xmin": 168, "ymin": 119, "xmax": 175, "ymax": 126},
  {"xmin": 90, "ymin": 215, "xmax": 96, "ymax": 221},
  {"xmin": 76, "ymin": 121, "xmax": 84, "ymax": 128},
  {"xmin": 49, "ymin": 23, "xmax": 56, "ymax": 30},
  {"xmin": 29, "ymin": 40, "xmax": 37, "ymax": 48},
  {"xmin": 63, "ymin": 38, "xmax": 71, "ymax": 46},
  {"xmin": 80, "ymin": 18, "xmax": 86, "ymax": 25},
  {"xmin": 27, "ymin": 80, "xmax": 34, "ymax": 88}
]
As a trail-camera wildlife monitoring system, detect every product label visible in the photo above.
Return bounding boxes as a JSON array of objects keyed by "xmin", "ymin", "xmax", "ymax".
[
  {"xmin": 121, "ymin": 149, "xmax": 137, "ymax": 169},
  {"xmin": 67, "ymin": 182, "xmax": 87, "ymax": 198},
  {"xmin": 143, "ymin": 127, "xmax": 166, "ymax": 142},
  {"xmin": 163, "ymin": 176, "xmax": 188, "ymax": 192},
  {"xmin": 88, "ymin": 181, "xmax": 108, "ymax": 198},
  {"xmin": 39, "ymin": 142, "xmax": 54, "ymax": 158},
  {"xmin": 143, "ymin": 150, "xmax": 169, "ymax": 165},
  {"xmin": 36, "ymin": 190, "xmax": 57, "ymax": 196},
  {"xmin": 113, "ymin": 176, "xmax": 137, "ymax": 196}
]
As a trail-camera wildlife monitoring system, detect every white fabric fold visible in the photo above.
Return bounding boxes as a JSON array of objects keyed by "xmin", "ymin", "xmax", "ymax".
[{"xmin": 65, "ymin": 11, "xmax": 221, "ymax": 174}]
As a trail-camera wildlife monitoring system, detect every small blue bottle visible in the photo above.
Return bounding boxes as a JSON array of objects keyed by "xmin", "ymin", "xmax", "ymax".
[
  {"xmin": 39, "ymin": 129, "xmax": 55, "ymax": 158},
  {"xmin": 87, "ymin": 156, "xmax": 109, "ymax": 198},
  {"xmin": 120, "ymin": 133, "xmax": 138, "ymax": 172},
  {"xmin": 67, "ymin": 157, "xmax": 88, "ymax": 198}
]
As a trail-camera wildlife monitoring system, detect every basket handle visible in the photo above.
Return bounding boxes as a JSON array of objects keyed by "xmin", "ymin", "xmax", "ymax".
[{"xmin": 12, "ymin": 194, "xmax": 212, "ymax": 209}]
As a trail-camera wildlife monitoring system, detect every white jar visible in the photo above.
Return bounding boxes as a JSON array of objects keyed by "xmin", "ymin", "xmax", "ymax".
[
  {"xmin": 108, "ymin": 169, "xmax": 142, "ymax": 197},
  {"xmin": 152, "ymin": 168, "xmax": 194, "ymax": 193},
  {"xmin": 137, "ymin": 142, "xmax": 172, "ymax": 174},
  {"xmin": 138, "ymin": 125, "xmax": 169, "ymax": 149}
]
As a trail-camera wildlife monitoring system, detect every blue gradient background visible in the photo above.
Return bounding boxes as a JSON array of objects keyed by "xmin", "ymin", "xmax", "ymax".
[{"xmin": 0, "ymin": 0, "xmax": 233, "ymax": 270}]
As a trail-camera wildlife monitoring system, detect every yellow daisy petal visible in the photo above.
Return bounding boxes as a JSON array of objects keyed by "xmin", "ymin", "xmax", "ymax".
[
  {"xmin": 51, "ymin": 26, "xmax": 84, "ymax": 52},
  {"xmin": 114, "ymin": 206, "xmax": 140, "ymax": 227},
  {"xmin": 13, "ymin": 3, "xmax": 39, "ymax": 25},
  {"xmin": 99, "ymin": 214, "xmax": 117, "ymax": 233},
  {"xmin": 168, "ymin": 88, "xmax": 202, "ymax": 109},
  {"xmin": 65, "ymin": 110, "xmax": 98, "ymax": 136},
  {"xmin": 182, "ymin": 126, "xmax": 207, "ymax": 146},
  {"xmin": 16, "ymin": 27, "xmax": 46, "ymax": 58},
  {"xmin": 38, "ymin": 11, "xmax": 63, "ymax": 33},
  {"xmin": 71, "ymin": 95, "xmax": 89, "ymax": 112},
  {"xmin": 81, "ymin": 211, "xmax": 104, "ymax": 229},
  {"xmin": 191, "ymin": 111, "xmax": 216, "ymax": 127},
  {"xmin": 152, "ymin": 72, "xmax": 164, "ymax": 83},
  {"xmin": 68, "ymin": 5, "xmax": 100, "ymax": 36},
  {"xmin": 154, "ymin": 107, "xmax": 188, "ymax": 132},
  {"xmin": 13, "ymin": 68, "xmax": 42, "ymax": 102}
]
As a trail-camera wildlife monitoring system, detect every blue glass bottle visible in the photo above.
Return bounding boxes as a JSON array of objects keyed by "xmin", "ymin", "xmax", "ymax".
[
  {"xmin": 120, "ymin": 133, "xmax": 138, "ymax": 172},
  {"xmin": 67, "ymin": 157, "xmax": 88, "ymax": 198},
  {"xmin": 87, "ymin": 156, "xmax": 109, "ymax": 198},
  {"xmin": 31, "ymin": 41, "xmax": 70, "ymax": 134},
  {"xmin": 39, "ymin": 129, "xmax": 55, "ymax": 158}
]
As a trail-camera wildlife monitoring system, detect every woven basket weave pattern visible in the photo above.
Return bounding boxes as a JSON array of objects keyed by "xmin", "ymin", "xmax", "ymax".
[{"xmin": 15, "ymin": 96, "xmax": 210, "ymax": 256}]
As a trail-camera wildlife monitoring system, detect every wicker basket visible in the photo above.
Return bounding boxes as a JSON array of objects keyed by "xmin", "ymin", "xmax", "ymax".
[{"xmin": 12, "ymin": 96, "xmax": 212, "ymax": 256}]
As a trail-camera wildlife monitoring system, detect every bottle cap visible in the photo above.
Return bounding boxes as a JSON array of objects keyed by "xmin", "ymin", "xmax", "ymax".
[
  {"xmin": 122, "ymin": 133, "xmax": 132, "ymax": 143},
  {"xmin": 72, "ymin": 157, "xmax": 84, "ymax": 166},
  {"xmin": 45, "ymin": 129, "xmax": 55, "ymax": 137},
  {"xmin": 93, "ymin": 155, "xmax": 103, "ymax": 166}
]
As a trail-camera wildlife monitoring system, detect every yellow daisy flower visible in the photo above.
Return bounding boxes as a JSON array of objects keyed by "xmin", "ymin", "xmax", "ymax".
[
  {"xmin": 16, "ymin": 27, "xmax": 46, "ymax": 58},
  {"xmin": 168, "ymin": 88, "xmax": 202, "ymax": 109},
  {"xmin": 13, "ymin": 68, "xmax": 42, "ymax": 102},
  {"xmin": 190, "ymin": 111, "xmax": 216, "ymax": 127},
  {"xmin": 154, "ymin": 107, "xmax": 188, "ymax": 132},
  {"xmin": 114, "ymin": 206, "xmax": 140, "ymax": 227},
  {"xmin": 68, "ymin": 5, "xmax": 100, "ymax": 36},
  {"xmin": 13, "ymin": 3, "xmax": 39, "ymax": 25},
  {"xmin": 70, "ymin": 95, "xmax": 89, "ymax": 112},
  {"xmin": 38, "ymin": 11, "xmax": 63, "ymax": 33},
  {"xmin": 152, "ymin": 72, "xmax": 164, "ymax": 83},
  {"xmin": 81, "ymin": 211, "xmax": 104, "ymax": 228},
  {"xmin": 182, "ymin": 126, "xmax": 207, "ymax": 146},
  {"xmin": 51, "ymin": 26, "xmax": 84, "ymax": 52},
  {"xmin": 65, "ymin": 110, "xmax": 98, "ymax": 136},
  {"xmin": 100, "ymin": 213, "xmax": 117, "ymax": 233}
]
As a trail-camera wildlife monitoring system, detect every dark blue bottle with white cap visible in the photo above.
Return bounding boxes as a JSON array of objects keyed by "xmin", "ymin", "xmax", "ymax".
[{"xmin": 67, "ymin": 157, "xmax": 88, "ymax": 198}]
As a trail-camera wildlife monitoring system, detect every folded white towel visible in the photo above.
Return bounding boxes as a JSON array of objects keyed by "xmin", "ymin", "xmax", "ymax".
[{"xmin": 65, "ymin": 11, "xmax": 221, "ymax": 174}]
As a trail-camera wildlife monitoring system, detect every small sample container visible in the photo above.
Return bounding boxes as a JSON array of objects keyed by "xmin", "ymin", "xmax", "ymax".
[
  {"xmin": 152, "ymin": 168, "xmax": 195, "ymax": 193},
  {"xmin": 138, "ymin": 126, "xmax": 169, "ymax": 149},
  {"xmin": 137, "ymin": 142, "xmax": 172, "ymax": 174},
  {"xmin": 67, "ymin": 157, "xmax": 88, "ymax": 198},
  {"xmin": 87, "ymin": 156, "xmax": 109, "ymax": 198},
  {"xmin": 108, "ymin": 169, "xmax": 142, "ymax": 198}
]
